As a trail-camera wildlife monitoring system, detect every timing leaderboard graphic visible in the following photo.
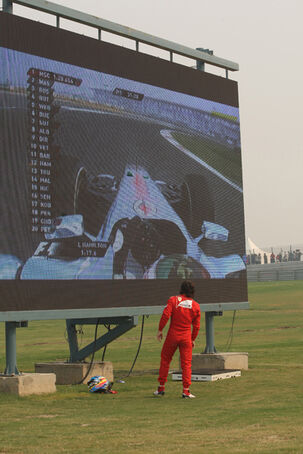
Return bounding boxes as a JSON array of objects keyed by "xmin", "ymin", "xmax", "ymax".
[
  {"xmin": 27, "ymin": 68, "xmax": 82, "ymax": 235},
  {"xmin": 0, "ymin": 12, "xmax": 247, "ymax": 312}
]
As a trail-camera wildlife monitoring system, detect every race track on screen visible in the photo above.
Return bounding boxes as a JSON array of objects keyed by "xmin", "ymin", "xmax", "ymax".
[{"xmin": 0, "ymin": 91, "xmax": 245, "ymax": 263}]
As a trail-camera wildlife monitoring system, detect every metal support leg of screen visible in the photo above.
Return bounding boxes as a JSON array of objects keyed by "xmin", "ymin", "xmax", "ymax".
[
  {"xmin": 204, "ymin": 311, "xmax": 223, "ymax": 354},
  {"xmin": 3, "ymin": 0, "xmax": 13, "ymax": 13},
  {"xmin": 4, "ymin": 322, "xmax": 20, "ymax": 375},
  {"xmin": 66, "ymin": 316, "xmax": 138, "ymax": 362}
]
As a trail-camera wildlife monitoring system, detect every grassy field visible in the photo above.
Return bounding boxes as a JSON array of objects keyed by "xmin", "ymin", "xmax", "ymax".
[
  {"xmin": 172, "ymin": 131, "xmax": 242, "ymax": 187},
  {"xmin": 0, "ymin": 281, "xmax": 303, "ymax": 453},
  {"xmin": 211, "ymin": 111, "xmax": 239, "ymax": 123}
]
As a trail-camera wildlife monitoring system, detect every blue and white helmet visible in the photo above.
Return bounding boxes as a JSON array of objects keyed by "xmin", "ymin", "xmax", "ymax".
[{"xmin": 87, "ymin": 376, "xmax": 111, "ymax": 393}]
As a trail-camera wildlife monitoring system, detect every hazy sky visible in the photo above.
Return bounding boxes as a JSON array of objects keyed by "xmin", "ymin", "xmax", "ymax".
[{"xmin": 2, "ymin": 0, "xmax": 303, "ymax": 248}]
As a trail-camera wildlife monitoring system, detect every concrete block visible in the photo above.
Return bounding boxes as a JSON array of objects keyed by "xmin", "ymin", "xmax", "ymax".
[
  {"xmin": 191, "ymin": 352, "xmax": 248, "ymax": 371},
  {"xmin": 35, "ymin": 361, "xmax": 113, "ymax": 385},
  {"xmin": 0, "ymin": 373, "xmax": 56, "ymax": 396}
]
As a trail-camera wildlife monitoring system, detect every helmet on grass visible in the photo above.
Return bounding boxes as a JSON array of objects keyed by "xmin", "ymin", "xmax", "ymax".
[{"xmin": 87, "ymin": 376, "xmax": 111, "ymax": 393}]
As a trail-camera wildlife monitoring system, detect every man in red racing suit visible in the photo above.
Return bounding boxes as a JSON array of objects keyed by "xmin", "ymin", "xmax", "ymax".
[{"xmin": 154, "ymin": 280, "xmax": 201, "ymax": 398}]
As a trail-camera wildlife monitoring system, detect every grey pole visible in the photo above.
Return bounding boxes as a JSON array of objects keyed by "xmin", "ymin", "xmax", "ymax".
[
  {"xmin": 203, "ymin": 311, "xmax": 223, "ymax": 353},
  {"xmin": 196, "ymin": 50, "xmax": 205, "ymax": 71},
  {"xmin": 3, "ymin": 0, "xmax": 13, "ymax": 13},
  {"xmin": 204, "ymin": 312, "xmax": 216, "ymax": 353},
  {"xmin": 196, "ymin": 48, "xmax": 213, "ymax": 72},
  {"xmin": 4, "ymin": 322, "xmax": 20, "ymax": 375},
  {"xmin": 65, "ymin": 319, "xmax": 79, "ymax": 361}
]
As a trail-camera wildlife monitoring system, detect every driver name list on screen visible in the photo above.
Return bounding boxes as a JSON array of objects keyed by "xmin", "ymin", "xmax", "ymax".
[{"xmin": 27, "ymin": 68, "xmax": 82, "ymax": 234}]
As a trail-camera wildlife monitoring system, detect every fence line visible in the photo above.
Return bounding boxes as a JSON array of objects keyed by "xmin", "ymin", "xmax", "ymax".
[{"xmin": 247, "ymin": 261, "xmax": 303, "ymax": 282}]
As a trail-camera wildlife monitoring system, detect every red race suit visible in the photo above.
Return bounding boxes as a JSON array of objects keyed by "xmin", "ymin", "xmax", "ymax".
[{"xmin": 158, "ymin": 294, "xmax": 201, "ymax": 389}]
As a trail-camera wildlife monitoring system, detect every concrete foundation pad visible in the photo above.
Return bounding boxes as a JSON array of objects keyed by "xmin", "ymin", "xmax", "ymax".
[
  {"xmin": 0, "ymin": 373, "xmax": 56, "ymax": 396},
  {"xmin": 35, "ymin": 361, "xmax": 113, "ymax": 385},
  {"xmin": 172, "ymin": 369, "xmax": 241, "ymax": 382},
  {"xmin": 191, "ymin": 352, "xmax": 248, "ymax": 371}
]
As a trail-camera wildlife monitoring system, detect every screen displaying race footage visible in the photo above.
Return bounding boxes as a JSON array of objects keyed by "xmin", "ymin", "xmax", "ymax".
[{"xmin": 0, "ymin": 12, "xmax": 247, "ymax": 311}]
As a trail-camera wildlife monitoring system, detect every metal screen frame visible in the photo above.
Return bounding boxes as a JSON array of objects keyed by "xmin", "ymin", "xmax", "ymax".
[
  {"xmin": 0, "ymin": 0, "xmax": 248, "ymax": 323},
  {"xmin": 0, "ymin": 302, "xmax": 249, "ymax": 322},
  {"xmin": 3, "ymin": 0, "xmax": 239, "ymax": 74}
]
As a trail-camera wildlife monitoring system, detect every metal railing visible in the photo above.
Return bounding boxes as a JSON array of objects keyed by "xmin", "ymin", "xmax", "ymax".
[
  {"xmin": 247, "ymin": 262, "xmax": 303, "ymax": 282},
  {"xmin": 2, "ymin": 0, "xmax": 239, "ymax": 75}
]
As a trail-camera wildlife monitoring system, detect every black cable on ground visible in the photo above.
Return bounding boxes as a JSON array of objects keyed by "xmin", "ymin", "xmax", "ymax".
[
  {"xmin": 99, "ymin": 316, "xmax": 145, "ymax": 380},
  {"xmin": 101, "ymin": 324, "xmax": 111, "ymax": 362},
  {"xmin": 75, "ymin": 318, "xmax": 100, "ymax": 385},
  {"xmin": 225, "ymin": 310, "xmax": 236, "ymax": 351},
  {"xmin": 75, "ymin": 316, "xmax": 145, "ymax": 385},
  {"xmin": 118, "ymin": 315, "xmax": 145, "ymax": 380}
]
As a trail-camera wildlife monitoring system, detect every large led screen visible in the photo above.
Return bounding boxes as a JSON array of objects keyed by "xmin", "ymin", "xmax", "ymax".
[{"xmin": 0, "ymin": 12, "xmax": 247, "ymax": 313}]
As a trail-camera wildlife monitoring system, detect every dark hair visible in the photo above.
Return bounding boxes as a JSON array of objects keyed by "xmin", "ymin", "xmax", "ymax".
[{"xmin": 180, "ymin": 280, "xmax": 195, "ymax": 298}]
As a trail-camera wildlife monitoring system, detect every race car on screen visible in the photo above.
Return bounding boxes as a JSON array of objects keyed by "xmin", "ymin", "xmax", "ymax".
[{"xmin": 7, "ymin": 165, "xmax": 246, "ymax": 280}]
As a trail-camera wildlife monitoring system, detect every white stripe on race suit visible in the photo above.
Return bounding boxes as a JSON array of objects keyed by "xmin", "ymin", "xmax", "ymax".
[{"xmin": 177, "ymin": 299, "xmax": 192, "ymax": 309}]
